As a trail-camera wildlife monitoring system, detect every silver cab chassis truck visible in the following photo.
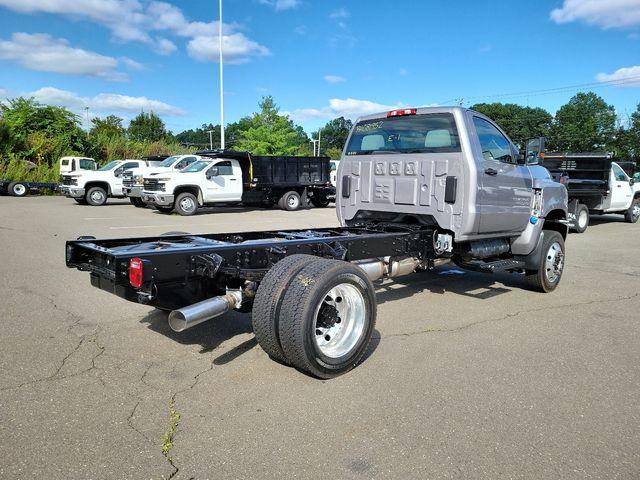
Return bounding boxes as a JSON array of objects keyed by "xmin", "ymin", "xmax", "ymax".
[{"xmin": 66, "ymin": 107, "xmax": 568, "ymax": 378}]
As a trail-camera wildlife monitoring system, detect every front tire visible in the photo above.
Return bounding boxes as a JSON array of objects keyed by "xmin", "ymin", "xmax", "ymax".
[
  {"xmin": 85, "ymin": 186, "xmax": 107, "ymax": 206},
  {"xmin": 9, "ymin": 182, "xmax": 28, "ymax": 197},
  {"xmin": 526, "ymin": 231, "xmax": 565, "ymax": 293},
  {"xmin": 278, "ymin": 258, "xmax": 377, "ymax": 378},
  {"xmin": 74, "ymin": 198, "xmax": 88, "ymax": 205},
  {"xmin": 572, "ymin": 203, "xmax": 589, "ymax": 233},
  {"xmin": 155, "ymin": 205, "xmax": 174, "ymax": 214},
  {"xmin": 130, "ymin": 197, "xmax": 146, "ymax": 208},
  {"xmin": 174, "ymin": 192, "xmax": 198, "ymax": 216},
  {"xmin": 311, "ymin": 195, "xmax": 330, "ymax": 208},
  {"xmin": 624, "ymin": 198, "xmax": 640, "ymax": 223}
]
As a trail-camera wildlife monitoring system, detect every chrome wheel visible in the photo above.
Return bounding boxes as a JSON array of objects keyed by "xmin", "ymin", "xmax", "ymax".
[
  {"xmin": 313, "ymin": 283, "xmax": 366, "ymax": 358},
  {"xmin": 544, "ymin": 241, "xmax": 564, "ymax": 284},
  {"xmin": 90, "ymin": 190, "xmax": 104, "ymax": 203},
  {"xmin": 632, "ymin": 204, "xmax": 640, "ymax": 221},
  {"xmin": 287, "ymin": 194, "xmax": 299, "ymax": 209},
  {"xmin": 12, "ymin": 183, "xmax": 27, "ymax": 196},
  {"xmin": 179, "ymin": 196, "xmax": 195, "ymax": 213},
  {"xmin": 578, "ymin": 209, "xmax": 588, "ymax": 229}
]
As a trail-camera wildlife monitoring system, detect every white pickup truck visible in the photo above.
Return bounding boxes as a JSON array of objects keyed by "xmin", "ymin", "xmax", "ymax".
[
  {"xmin": 60, "ymin": 159, "xmax": 155, "ymax": 206},
  {"xmin": 122, "ymin": 154, "xmax": 202, "ymax": 207}
]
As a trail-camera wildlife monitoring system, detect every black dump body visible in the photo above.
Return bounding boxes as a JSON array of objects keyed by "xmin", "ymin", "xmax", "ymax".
[
  {"xmin": 196, "ymin": 149, "xmax": 331, "ymax": 187},
  {"xmin": 542, "ymin": 153, "xmax": 613, "ymax": 199}
]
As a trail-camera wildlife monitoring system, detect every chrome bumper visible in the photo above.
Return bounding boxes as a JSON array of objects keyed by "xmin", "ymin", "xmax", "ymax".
[
  {"xmin": 60, "ymin": 186, "xmax": 85, "ymax": 198},
  {"xmin": 142, "ymin": 192, "xmax": 174, "ymax": 206}
]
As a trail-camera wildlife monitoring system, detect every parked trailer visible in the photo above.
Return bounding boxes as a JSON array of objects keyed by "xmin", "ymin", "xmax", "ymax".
[
  {"xmin": 0, "ymin": 180, "xmax": 58, "ymax": 197},
  {"xmin": 67, "ymin": 107, "xmax": 568, "ymax": 378}
]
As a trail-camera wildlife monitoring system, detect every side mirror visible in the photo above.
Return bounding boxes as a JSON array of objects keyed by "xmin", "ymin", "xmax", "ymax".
[
  {"xmin": 524, "ymin": 137, "xmax": 546, "ymax": 165},
  {"xmin": 114, "ymin": 167, "xmax": 123, "ymax": 177},
  {"xmin": 630, "ymin": 178, "xmax": 635, "ymax": 186},
  {"xmin": 206, "ymin": 167, "xmax": 219, "ymax": 179}
]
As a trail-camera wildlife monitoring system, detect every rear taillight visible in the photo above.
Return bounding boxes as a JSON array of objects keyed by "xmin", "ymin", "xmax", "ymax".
[
  {"xmin": 387, "ymin": 108, "xmax": 417, "ymax": 117},
  {"xmin": 129, "ymin": 257, "xmax": 144, "ymax": 288}
]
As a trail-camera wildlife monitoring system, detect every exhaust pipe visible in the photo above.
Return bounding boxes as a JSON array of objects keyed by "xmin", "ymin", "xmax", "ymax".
[{"xmin": 168, "ymin": 291, "xmax": 241, "ymax": 332}]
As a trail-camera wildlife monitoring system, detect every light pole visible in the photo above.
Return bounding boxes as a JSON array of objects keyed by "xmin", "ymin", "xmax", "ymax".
[
  {"xmin": 218, "ymin": 0, "xmax": 225, "ymax": 149},
  {"xmin": 207, "ymin": 129, "xmax": 215, "ymax": 150}
]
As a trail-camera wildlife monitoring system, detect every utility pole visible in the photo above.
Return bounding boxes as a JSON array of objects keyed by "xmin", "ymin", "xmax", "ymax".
[
  {"xmin": 84, "ymin": 106, "xmax": 90, "ymax": 131},
  {"xmin": 218, "ymin": 0, "xmax": 225, "ymax": 149},
  {"xmin": 309, "ymin": 139, "xmax": 318, "ymax": 156},
  {"xmin": 317, "ymin": 129, "xmax": 321, "ymax": 157},
  {"xmin": 207, "ymin": 129, "xmax": 215, "ymax": 150}
]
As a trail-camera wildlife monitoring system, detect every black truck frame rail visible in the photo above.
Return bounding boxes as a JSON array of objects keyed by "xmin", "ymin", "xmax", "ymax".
[
  {"xmin": 66, "ymin": 224, "xmax": 437, "ymax": 311},
  {"xmin": 1, "ymin": 180, "xmax": 59, "ymax": 197}
]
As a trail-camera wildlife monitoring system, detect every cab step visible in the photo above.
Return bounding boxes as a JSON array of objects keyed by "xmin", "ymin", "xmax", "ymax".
[{"xmin": 457, "ymin": 258, "xmax": 525, "ymax": 273}]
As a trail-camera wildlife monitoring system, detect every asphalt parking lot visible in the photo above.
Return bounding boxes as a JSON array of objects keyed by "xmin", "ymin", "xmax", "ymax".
[{"xmin": 1, "ymin": 195, "xmax": 639, "ymax": 479}]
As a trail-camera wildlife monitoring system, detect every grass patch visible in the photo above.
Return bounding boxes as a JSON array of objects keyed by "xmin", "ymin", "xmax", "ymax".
[{"xmin": 162, "ymin": 399, "xmax": 180, "ymax": 460}]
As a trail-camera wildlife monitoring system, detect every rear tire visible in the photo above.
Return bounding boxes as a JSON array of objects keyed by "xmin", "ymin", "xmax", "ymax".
[
  {"xmin": 572, "ymin": 203, "xmax": 589, "ymax": 233},
  {"xmin": 525, "ymin": 231, "xmax": 565, "ymax": 293},
  {"xmin": 175, "ymin": 192, "xmax": 198, "ymax": 216},
  {"xmin": 279, "ymin": 191, "xmax": 301, "ymax": 211},
  {"xmin": 624, "ymin": 198, "xmax": 640, "ymax": 223},
  {"xmin": 8, "ymin": 182, "xmax": 28, "ymax": 197},
  {"xmin": 85, "ymin": 186, "xmax": 107, "ymax": 206},
  {"xmin": 130, "ymin": 197, "xmax": 146, "ymax": 208},
  {"xmin": 278, "ymin": 258, "xmax": 377, "ymax": 378},
  {"xmin": 252, "ymin": 255, "xmax": 321, "ymax": 364}
]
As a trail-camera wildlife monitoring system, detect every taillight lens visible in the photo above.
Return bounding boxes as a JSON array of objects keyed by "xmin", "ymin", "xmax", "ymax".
[
  {"xmin": 387, "ymin": 108, "xmax": 417, "ymax": 117},
  {"xmin": 129, "ymin": 257, "xmax": 144, "ymax": 288}
]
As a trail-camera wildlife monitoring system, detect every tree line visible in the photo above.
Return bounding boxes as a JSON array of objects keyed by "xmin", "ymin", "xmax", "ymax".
[{"xmin": 1, "ymin": 92, "xmax": 638, "ymax": 182}]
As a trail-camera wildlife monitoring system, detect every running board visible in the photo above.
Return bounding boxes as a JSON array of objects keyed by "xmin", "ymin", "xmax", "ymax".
[{"xmin": 457, "ymin": 259, "xmax": 525, "ymax": 273}]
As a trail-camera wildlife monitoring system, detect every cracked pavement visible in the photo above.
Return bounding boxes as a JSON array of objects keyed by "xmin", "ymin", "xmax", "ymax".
[{"xmin": 1, "ymin": 196, "xmax": 639, "ymax": 479}]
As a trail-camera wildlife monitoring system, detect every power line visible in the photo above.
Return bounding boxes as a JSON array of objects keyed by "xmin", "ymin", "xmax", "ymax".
[{"xmin": 438, "ymin": 74, "xmax": 640, "ymax": 106}]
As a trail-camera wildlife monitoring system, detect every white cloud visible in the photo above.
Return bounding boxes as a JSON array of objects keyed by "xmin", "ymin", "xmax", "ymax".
[
  {"xmin": 286, "ymin": 98, "xmax": 403, "ymax": 121},
  {"xmin": 324, "ymin": 75, "xmax": 346, "ymax": 84},
  {"xmin": 120, "ymin": 57, "xmax": 145, "ymax": 71},
  {"xmin": 30, "ymin": 86, "xmax": 186, "ymax": 116},
  {"xmin": 0, "ymin": 32, "xmax": 127, "ymax": 81},
  {"xmin": 0, "ymin": 0, "xmax": 269, "ymax": 63},
  {"xmin": 596, "ymin": 65, "xmax": 640, "ymax": 87},
  {"xmin": 259, "ymin": 0, "xmax": 301, "ymax": 11},
  {"xmin": 550, "ymin": 0, "xmax": 640, "ymax": 29},
  {"xmin": 187, "ymin": 33, "xmax": 270, "ymax": 63},
  {"xmin": 329, "ymin": 8, "xmax": 350, "ymax": 19}
]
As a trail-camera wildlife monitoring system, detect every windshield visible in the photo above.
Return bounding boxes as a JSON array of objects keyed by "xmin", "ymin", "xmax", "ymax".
[
  {"xmin": 98, "ymin": 160, "xmax": 121, "ymax": 171},
  {"xmin": 181, "ymin": 160, "xmax": 211, "ymax": 173},
  {"xmin": 159, "ymin": 155, "xmax": 180, "ymax": 167},
  {"xmin": 345, "ymin": 113, "xmax": 461, "ymax": 155}
]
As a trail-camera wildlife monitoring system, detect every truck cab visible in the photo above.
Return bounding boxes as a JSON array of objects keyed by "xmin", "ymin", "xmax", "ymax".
[
  {"xmin": 59, "ymin": 156, "xmax": 97, "ymax": 174},
  {"xmin": 123, "ymin": 154, "xmax": 201, "ymax": 207},
  {"xmin": 338, "ymin": 106, "xmax": 568, "ymax": 289},
  {"xmin": 60, "ymin": 159, "xmax": 148, "ymax": 206},
  {"xmin": 142, "ymin": 158, "xmax": 243, "ymax": 215}
]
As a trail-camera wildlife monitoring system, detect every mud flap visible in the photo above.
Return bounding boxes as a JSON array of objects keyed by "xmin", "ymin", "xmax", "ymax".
[{"xmin": 514, "ymin": 230, "xmax": 546, "ymax": 270}]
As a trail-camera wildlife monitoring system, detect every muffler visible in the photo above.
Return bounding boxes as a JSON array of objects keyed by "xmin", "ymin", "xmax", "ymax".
[
  {"xmin": 354, "ymin": 257, "xmax": 421, "ymax": 281},
  {"xmin": 168, "ymin": 291, "xmax": 241, "ymax": 332}
]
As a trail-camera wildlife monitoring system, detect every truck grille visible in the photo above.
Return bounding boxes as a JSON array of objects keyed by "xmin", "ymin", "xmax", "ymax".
[
  {"xmin": 61, "ymin": 176, "xmax": 77, "ymax": 186},
  {"xmin": 143, "ymin": 179, "xmax": 165, "ymax": 192},
  {"xmin": 122, "ymin": 173, "xmax": 135, "ymax": 187}
]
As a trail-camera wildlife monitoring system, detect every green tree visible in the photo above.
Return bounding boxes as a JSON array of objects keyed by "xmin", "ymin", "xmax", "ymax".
[
  {"xmin": 89, "ymin": 115, "xmax": 125, "ymax": 138},
  {"xmin": 0, "ymin": 97, "xmax": 87, "ymax": 163},
  {"xmin": 235, "ymin": 96, "xmax": 309, "ymax": 155},
  {"xmin": 127, "ymin": 111, "xmax": 167, "ymax": 142},
  {"xmin": 311, "ymin": 116, "xmax": 353, "ymax": 158},
  {"xmin": 549, "ymin": 92, "xmax": 616, "ymax": 151},
  {"xmin": 470, "ymin": 102, "xmax": 553, "ymax": 147},
  {"xmin": 613, "ymin": 103, "xmax": 640, "ymax": 160},
  {"xmin": 175, "ymin": 123, "xmax": 220, "ymax": 148}
]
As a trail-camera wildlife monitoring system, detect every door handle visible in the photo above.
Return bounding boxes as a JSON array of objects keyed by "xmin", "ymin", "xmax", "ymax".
[
  {"xmin": 484, "ymin": 168, "xmax": 498, "ymax": 176},
  {"xmin": 230, "ymin": 178, "xmax": 237, "ymax": 181}
]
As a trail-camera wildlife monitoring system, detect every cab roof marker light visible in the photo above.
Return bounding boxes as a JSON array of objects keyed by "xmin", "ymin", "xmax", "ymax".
[{"xmin": 387, "ymin": 108, "xmax": 417, "ymax": 118}]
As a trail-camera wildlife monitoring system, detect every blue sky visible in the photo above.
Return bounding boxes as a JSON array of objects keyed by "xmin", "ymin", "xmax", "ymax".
[{"xmin": 0, "ymin": 0, "xmax": 639, "ymax": 134}]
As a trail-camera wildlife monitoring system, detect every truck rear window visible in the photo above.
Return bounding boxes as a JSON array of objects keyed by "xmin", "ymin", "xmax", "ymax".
[{"xmin": 345, "ymin": 113, "xmax": 461, "ymax": 155}]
